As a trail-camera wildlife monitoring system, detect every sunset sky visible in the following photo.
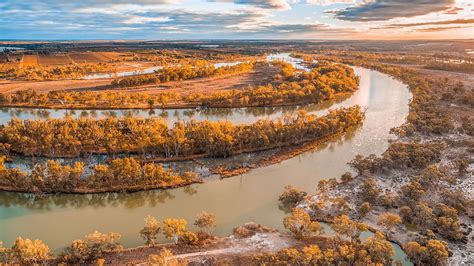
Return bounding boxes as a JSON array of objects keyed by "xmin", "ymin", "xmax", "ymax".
[{"xmin": 1, "ymin": 0, "xmax": 473, "ymax": 40}]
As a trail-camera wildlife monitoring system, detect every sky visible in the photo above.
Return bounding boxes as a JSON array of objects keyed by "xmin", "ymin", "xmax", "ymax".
[{"xmin": 0, "ymin": 0, "xmax": 473, "ymax": 40}]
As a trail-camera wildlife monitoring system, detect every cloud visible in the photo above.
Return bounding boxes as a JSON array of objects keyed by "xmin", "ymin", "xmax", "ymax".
[
  {"xmin": 0, "ymin": 0, "xmax": 468, "ymax": 39},
  {"xmin": 305, "ymin": 0, "xmax": 358, "ymax": 5},
  {"xmin": 208, "ymin": 0, "xmax": 292, "ymax": 10},
  {"xmin": 331, "ymin": 0, "xmax": 456, "ymax": 21},
  {"xmin": 388, "ymin": 18, "xmax": 474, "ymax": 27},
  {"xmin": 443, "ymin": 6, "xmax": 463, "ymax": 14},
  {"xmin": 415, "ymin": 26, "xmax": 465, "ymax": 32},
  {"xmin": 123, "ymin": 16, "xmax": 172, "ymax": 25}
]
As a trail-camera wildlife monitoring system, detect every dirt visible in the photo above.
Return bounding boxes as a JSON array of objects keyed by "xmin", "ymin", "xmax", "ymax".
[{"xmin": 102, "ymin": 224, "xmax": 305, "ymax": 265}]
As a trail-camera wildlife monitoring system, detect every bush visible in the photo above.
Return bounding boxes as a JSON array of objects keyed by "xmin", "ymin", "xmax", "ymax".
[
  {"xmin": 179, "ymin": 231, "xmax": 199, "ymax": 246},
  {"xmin": 61, "ymin": 231, "xmax": 122, "ymax": 263},
  {"xmin": 279, "ymin": 185, "xmax": 307, "ymax": 208}
]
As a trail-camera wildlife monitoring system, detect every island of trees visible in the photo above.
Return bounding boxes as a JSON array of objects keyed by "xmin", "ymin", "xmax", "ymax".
[
  {"xmin": 0, "ymin": 61, "xmax": 359, "ymax": 109},
  {"xmin": 0, "ymin": 106, "xmax": 364, "ymax": 159},
  {"xmin": 0, "ymin": 156, "xmax": 199, "ymax": 194}
]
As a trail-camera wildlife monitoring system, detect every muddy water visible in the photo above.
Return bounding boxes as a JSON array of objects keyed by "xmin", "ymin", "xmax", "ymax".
[{"xmin": 0, "ymin": 63, "xmax": 411, "ymax": 263}]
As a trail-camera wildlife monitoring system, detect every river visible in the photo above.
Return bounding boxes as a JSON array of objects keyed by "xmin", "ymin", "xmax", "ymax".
[{"xmin": 0, "ymin": 56, "xmax": 412, "ymax": 263}]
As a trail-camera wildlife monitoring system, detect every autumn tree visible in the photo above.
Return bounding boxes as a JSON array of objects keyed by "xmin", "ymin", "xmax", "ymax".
[
  {"xmin": 140, "ymin": 215, "xmax": 161, "ymax": 246},
  {"xmin": 279, "ymin": 185, "xmax": 307, "ymax": 208},
  {"xmin": 179, "ymin": 231, "xmax": 199, "ymax": 246},
  {"xmin": 377, "ymin": 212, "xmax": 402, "ymax": 236},
  {"xmin": 302, "ymin": 245, "xmax": 323, "ymax": 264},
  {"xmin": 358, "ymin": 177, "xmax": 379, "ymax": 204},
  {"xmin": 363, "ymin": 232, "xmax": 394, "ymax": 265},
  {"xmin": 331, "ymin": 215, "xmax": 368, "ymax": 243},
  {"xmin": 10, "ymin": 237, "xmax": 51, "ymax": 264},
  {"xmin": 283, "ymin": 208, "xmax": 323, "ymax": 239},
  {"xmin": 148, "ymin": 248, "xmax": 181, "ymax": 266},
  {"xmin": 404, "ymin": 240, "xmax": 449, "ymax": 265},
  {"xmin": 163, "ymin": 218, "xmax": 187, "ymax": 244},
  {"xmin": 61, "ymin": 231, "xmax": 122, "ymax": 263},
  {"xmin": 194, "ymin": 212, "xmax": 217, "ymax": 235},
  {"xmin": 358, "ymin": 202, "xmax": 372, "ymax": 218},
  {"xmin": 399, "ymin": 206, "xmax": 413, "ymax": 223}
]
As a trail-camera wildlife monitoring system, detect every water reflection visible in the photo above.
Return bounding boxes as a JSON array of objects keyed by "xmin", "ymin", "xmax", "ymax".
[{"xmin": 0, "ymin": 93, "xmax": 352, "ymax": 127}]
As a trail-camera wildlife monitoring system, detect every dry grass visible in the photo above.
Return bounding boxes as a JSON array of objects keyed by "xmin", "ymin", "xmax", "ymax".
[
  {"xmin": 0, "ymin": 62, "xmax": 19, "ymax": 71},
  {"xmin": 68, "ymin": 52, "xmax": 108, "ymax": 63},
  {"xmin": 99, "ymin": 51, "xmax": 131, "ymax": 60},
  {"xmin": 38, "ymin": 54, "xmax": 73, "ymax": 65},
  {"xmin": 21, "ymin": 55, "xmax": 38, "ymax": 67}
]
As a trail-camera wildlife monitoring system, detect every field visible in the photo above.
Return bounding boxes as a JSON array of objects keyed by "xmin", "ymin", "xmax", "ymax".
[
  {"xmin": 38, "ymin": 54, "xmax": 73, "ymax": 65},
  {"xmin": 20, "ymin": 55, "xmax": 39, "ymax": 67},
  {"xmin": 0, "ymin": 62, "xmax": 19, "ymax": 71},
  {"xmin": 99, "ymin": 51, "xmax": 132, "ymax": 61},
  {"xmin": 68, "ymin": 52, "xmax": 110, "ymax": 63},
  {"xmin": 0, "ymin": 54, "xmax": 7, "ymax": 63}
]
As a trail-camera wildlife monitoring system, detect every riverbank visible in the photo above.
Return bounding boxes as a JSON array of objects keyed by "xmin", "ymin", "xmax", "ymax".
[
  {"xmin": 302, "ymin": 55, "xmax": 474, "ymax": 265},
  {"xmin": 0, "ymin": 178, "xmax": 202, "ymax": 195},
  {"xmin": 209, "ymin": 129, "xmax": 349, "ymax": 178}
]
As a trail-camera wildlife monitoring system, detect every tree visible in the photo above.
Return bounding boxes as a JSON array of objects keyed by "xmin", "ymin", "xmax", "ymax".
[
  {"xmin": 0, "ymin": 241, "xmax": 9, "ymax": 264},
  {"xmin": 279, "ymin": 185, "xmax": 307, "ymax": 208},
  {"xmin": 140, "ymin": 215, "xmax": 161, "ymax": 246},
  {"xmin": 194, "ymin": 212, "xmax": 217, "ymax": 235},
  {"xmin": 425, "ymin": 240, "xmax": 449, "ymax": 265},
  {"xmin": 358, "ymin": 177, "xmax": 379, "ymax": 203},
  {"xmin": 179, "ymin": 231, "xmax": 199, "ymax": 246},
  {"xmin": 358, "ymin": 202, "xmax": 372, "ymax": 218},
  {"xmin": 148, "ymin": 248, "xmax": 180, "ymax": 266},
  {"xmin": 404, "ymin": 240, "xmax": 449, "ymax": 265},
  {"xmin": 363, "ymin": 232, "xmax": 394, "ymax": 265},
  {"xmin": 434, "ymin": 203, "xmax": 463, "ymax": 241},
  {"xmin": 399, "ymin": 206, "xmax": 413, "ymax": 223},
  {"xmin": 10, "ymin": 237, "xmax": 51, "ymax": 264},
  {"xmin": 401, "ymin": 181, "xmax": 425, "ymax": 204},
  {"xmin": 61, "ymin": 231, "xmax": 122, "ymax": 263},
  {"xmin": 377, "ymin": 212, "xmax": 402, "ymax": 236},
  {"xmin": 331, "ymin": 197, "xmax": 350, "ymax": 215},
  {"xmin": 413, "ymin": 202, "xmax": 436, "ymax": 228},
  {"xmin": 283, "ymin": 208, "xmax": 323, "ymax": 239},
  {"xmin": 331, "ymin": 215, "xmax": 368, "ymax": 243},
  {"xmin": 302, "ymin": 245, "xmax": 323, "ymax": 264},
  {"xmin": 404, "ymin": 241, "xmax": 427, "ymax": 265},
  {"xmin": 163, "ymin": 218, "xmax": 187, "ymax": 244},
  {"xmin": 340, "ymin": 172, "xmax": 352, "ymax": 182}
]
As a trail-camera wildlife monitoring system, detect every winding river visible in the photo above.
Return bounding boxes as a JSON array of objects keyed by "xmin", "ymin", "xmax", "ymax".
[{"xmin": 0, "ymin": 56, "xmax": 412, "ymax": 263}]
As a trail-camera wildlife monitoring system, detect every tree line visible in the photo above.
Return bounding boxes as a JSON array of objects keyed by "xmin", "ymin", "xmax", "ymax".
[
  {"xmin": 0, "ymin": 211, "xmax": 216, "ymax": 264},
  {"xmin": 0, "ymin": 106, "xmax": 364, "ymax": 158},
  {"xmin": 0, "ymin": 61, "xmax": 359, "ymax": 109},
  {"xmin": 2, "ymin": 63, "xmax": 114, "ymax": 81},
  {"xmin": 111, "ymin": 61, "xmax": 255, "ymax": 87},
  {"xmin": 0, "ymin": 156, "xmax": 198, "ymax": 194}
]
